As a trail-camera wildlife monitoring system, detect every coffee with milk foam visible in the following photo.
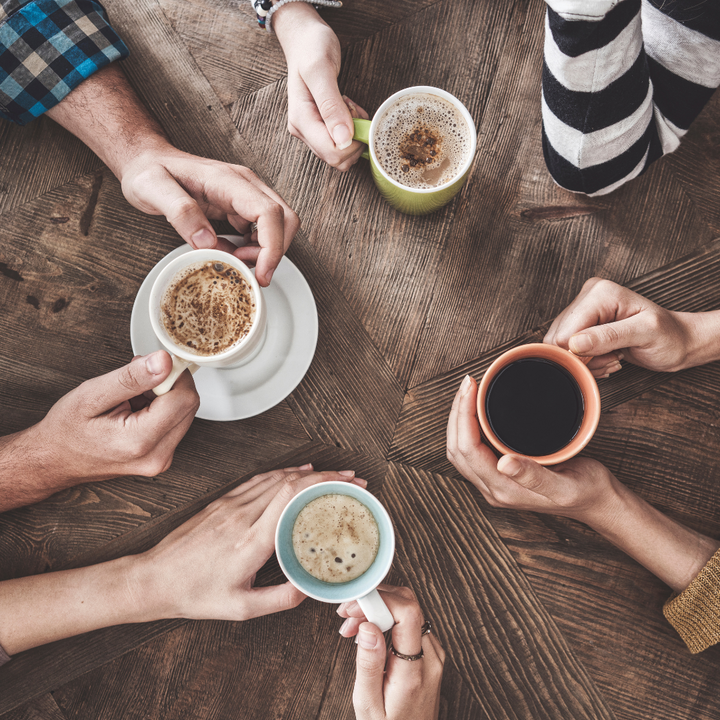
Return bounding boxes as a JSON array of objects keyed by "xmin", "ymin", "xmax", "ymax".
[
  {"xmin": 292, "ymin": 494, "xmax": 380, "ymax": 583},
  {"xmin": 160, "ymin": 260, "xmax": 255, "ymax": 356},
  {"xmin": 374, "ymin": 93, "xmax": 472, "ymax": 189}
]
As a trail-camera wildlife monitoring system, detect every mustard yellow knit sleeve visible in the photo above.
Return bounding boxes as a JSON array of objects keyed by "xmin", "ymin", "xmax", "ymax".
[{"xmin": 664, "ymin": 548, "xmax": 720, "ymax": 654}]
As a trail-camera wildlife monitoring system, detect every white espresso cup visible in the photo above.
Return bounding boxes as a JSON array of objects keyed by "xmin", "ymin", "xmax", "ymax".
[{"xmin": 148, "ymin": 249, "xmax": 267, "ymax": 395}]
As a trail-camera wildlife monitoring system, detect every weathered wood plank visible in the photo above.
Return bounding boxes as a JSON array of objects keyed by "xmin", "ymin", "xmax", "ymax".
[
  {"xmin": 0, "ymin": 444, "xmax": 388, "ymax": 714},
  {"xmin": 389, "ymin": 236, "xmax": 720, "ymax": 474},
  {"xmin": 383, "ymin": 462, "xmax": 615, "ymax": 720}
]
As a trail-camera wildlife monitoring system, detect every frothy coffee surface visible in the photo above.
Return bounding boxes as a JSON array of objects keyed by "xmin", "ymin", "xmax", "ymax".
[
  {"xmin": 161, "ymin": 261, "xmax": 255, "ymax": 356},
  {"xmin": 292, "ymin": 494, "xmax": 380, "ymax": 583},
  {"xmin": 375, "ymin": 93, "xmax": 471, "ymax": 189}
]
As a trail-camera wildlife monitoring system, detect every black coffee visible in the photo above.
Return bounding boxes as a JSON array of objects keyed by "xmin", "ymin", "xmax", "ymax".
[{"xmin": 485, "ymin": 358, "xmax": 584, "ymax": 456}]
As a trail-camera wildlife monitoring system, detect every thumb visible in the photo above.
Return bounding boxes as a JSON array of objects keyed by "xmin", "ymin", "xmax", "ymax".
[
  {"xmin": 82, "ymin": 351, "xmax": 174, "ymax": 415},
  {"xmin": 239, "ymin": 582, "xmax": 307, "ymax": 619},
  {"xmin": 568, "ymin": 315, "xmax": 649, "ymax": 358},
  {"xmin": 128, "ymin": 168, "xmax": 218, "ymax": 249},
  {"xmin": 497, "ymin": 454, "xmax": 554, "ymax": 497},
  {"xmin": 304, "ymin": 68, "xmax": 355, "ymax": 150},
  {"xmin": 353, "ymin": 622, "xmax": 386, "ymax": 717}
]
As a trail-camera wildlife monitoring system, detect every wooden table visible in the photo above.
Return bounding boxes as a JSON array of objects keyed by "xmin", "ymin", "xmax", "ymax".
[{"xmin": 2, "ymin": 1, "xmax": 720, "ymax": 718}]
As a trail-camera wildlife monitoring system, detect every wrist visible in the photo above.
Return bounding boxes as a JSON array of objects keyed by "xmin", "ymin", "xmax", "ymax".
[
  {"xmin": 124, "ymin": 552, "xmax": 179, "ymax": 623},
  {"xmin": 674, "ymin": 310, "xmax": 720, "ymax": 369},
  {"xmin": 273, "ymin": 3, "xmax": 329, "ymax": 44}
]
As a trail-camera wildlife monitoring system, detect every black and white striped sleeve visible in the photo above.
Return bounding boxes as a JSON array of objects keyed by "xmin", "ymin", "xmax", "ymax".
[{"xmin": 541, "ymin": 0, "xmax": 720, "ymax": 196}]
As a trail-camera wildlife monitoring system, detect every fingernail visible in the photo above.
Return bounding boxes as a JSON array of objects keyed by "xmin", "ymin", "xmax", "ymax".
[
  {"xmin": 357, "ymin": 628, "xmax": 377, "ymax": 649},
  {"xmin": 333, "ymin": 124, "xmax": 353, "ymax": 150},
  {"xmin": 353, "ymin": 477, "xmax": 368, "ymax": 488},
  {"xmin": 339, "ymin": 470, "xmax": 355, "ymax": 477},
  {"xmin": 339, "ymin": 619, "xmax": 350, "ymax": 636},
  {"xmin": 265, "ymin": 268, "xmax": 275, "ymax": 284},
  {"xmin": 608, "ymin": 361, "xmax": 622, "ymax": 373},
  {"xmin": 299, "ymin": 463, "xmax": 313, "ymax": 470},
  {"xmin": 569, "ymin": 334, "xmax": 592, "ymax": 355},
  {"xmin": 191, "ymin": 228, "xmax": 216, "ymax": 249},
  {"xmin": 145, "ymin": 351, "xmax": 165, "ymax": 375},
  {"xmin": 460, "ymin": 375, "xmax": 472, "ymax": 396},
  {"xmin": 337, "ymin": 603, "xmax": 347, "ymax": 615},
  {"xmin": 498, "ymin": 456, "xmax": 522, "ymax": 477},
  {"xmin": 617, "ymin": 352, "xmax": 625, "ymax": 361}
]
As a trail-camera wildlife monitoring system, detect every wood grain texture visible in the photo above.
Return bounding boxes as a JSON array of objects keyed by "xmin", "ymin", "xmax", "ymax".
[
  {"xmin": 383, "ymin": 462, "xmax": 615, "ymax": 720},
  {"xmin": 478, "ymin": 372, "xmax": 720, "ymax": 720},
  {"xmin": 0, "ymin": 694, "xmax": 68, "ymax": 720},
  {"xmin": 0, "ymin": 445, "xmax": 388, "ymax": 715},
  {"xmin": 389, "ymin": 236, "xmax": 720, "ymax": 475}
]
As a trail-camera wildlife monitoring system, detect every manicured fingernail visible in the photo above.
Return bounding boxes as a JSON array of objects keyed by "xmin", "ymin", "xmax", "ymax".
[
  {"xmin": 333, "ymin": 124, "xmax": 353, "ymax": 150},
  {"xmin": 498, "ymin": 456, "xmax": 522, "ymax": 477},
  {"xmin": 339, "ymin": 470, "xmax": 355, "ymax": 477},
  {"xmin": 357, "ymin": 628, "xmax": 378, "ymax": 649},
  {"xmin": 569, "ymin": 334, "xmax": 592, "ymax": 355},
  {"xmin": 353, "ymin": 477, "xmax": 368, "ymax": 488},
  {"xmin": 460, "ymin": 375, "xmax": 472, "ymax": 396},
  {"xmin": 337, "ymin": 602, "xmax": 347, "ymax": 615},
  {"xmin": 608, "ymin": 362, "xmax": 622, "ymax": 373},
  {"xmin": 191, "ymin": 228, "xmax": 216, "ymax": 249},
  {"xmin": 299, "ymin": 463, "xmax": 313, "ymax": 470},
  {"xmin": 145, "ymin": 351, "xmax": 165, "ymax": 375},
  {"xmin": 265, "ymin": 268, "xmax": 274, "ymax": 284},
  {"xmin": 599, "ymin": 373, "xmax": 610, "ymax": 379},
  {"xmin": 339, "ymin": 619, "xmax": 350, "ymax": 636}
]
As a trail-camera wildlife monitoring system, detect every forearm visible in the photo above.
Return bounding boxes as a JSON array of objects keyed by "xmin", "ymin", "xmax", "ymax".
[
  {"xmin": 584, "ymin": 482, "xmax": 720, "ymax": 593},
  {"xmin": 45, "ymin": 64, "xmax": 171, "ymax": 180},
  {"xmin": 0, "ymin": 555, "xmax": 154, "ymax": 655},
  {"xmin": 0, "ymin": 428, "xmax": 72, "ymax": 512},
  {"xmin": 273, "ymin": 3, "xmax": 334, "ymax": 59},
  {"xmin": 674, "ymin": 310, "xmax": 720, "ymax": 369}
]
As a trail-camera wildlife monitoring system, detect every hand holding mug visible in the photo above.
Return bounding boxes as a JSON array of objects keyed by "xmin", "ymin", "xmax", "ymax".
[
  {"xmin": 134, "ymin": 467, "xmax": 366, "ymax": 622},
  {"xmin": 544, "ymin": 278, "xmax": 697, "ymax": 377},
  {"xmin": 447, "ymin": 375, "xmax": 617, "ymax": 523},
  {"xmin": 272, "ymin": 3, "xmax": 369, "ymax": 170},
  {"xmin": 0, "ymin": 351, "xmax": 199, "ymax": 511},
  {"xmin": 338, "ymin": 585, "xmax": 445, "ymax": 720}
]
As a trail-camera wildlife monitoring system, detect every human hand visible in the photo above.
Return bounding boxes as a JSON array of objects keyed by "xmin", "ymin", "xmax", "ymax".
[
  {"xmin": 274, "ymin": 3, "xmax": 369, "ymax": 170},
  {"xmin": 337, "ymin": 585, "xmax": 444, "ymax": 720},
  {"xmin": 446, "ymin": 375, "xmax": 621, "ymax": 524},
  {"xmin": 135, "ymin": 467, "xmax": 367, "ymax": 621},
  {"xmin": 23, "ymin": 351, "xmax": 199, "ymax": 491},
  {"xmin": 544, "ymin": 278, "xmax": 694, "ymax": 377},
  {"xmin": 120, "ymin": 145, "xmax": 300, "ymax": 286}
]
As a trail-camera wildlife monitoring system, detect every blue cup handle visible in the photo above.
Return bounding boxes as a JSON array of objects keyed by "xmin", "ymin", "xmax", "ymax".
[{"xmin": 357, "ymin": 588, "xmax": 394, "ymax": 632}]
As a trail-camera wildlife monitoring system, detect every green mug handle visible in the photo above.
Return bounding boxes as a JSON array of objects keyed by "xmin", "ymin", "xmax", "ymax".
[{"xmin": 353, "ymin": 118, "xmax": 371, "ymax": 161}]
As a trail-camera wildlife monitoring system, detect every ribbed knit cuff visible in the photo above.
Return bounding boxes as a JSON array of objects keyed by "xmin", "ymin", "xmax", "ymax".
[
  {"xmin": 664, "ymin": 548, "xmax": 720, "ymax": 654},
  {"xmin": 545, "ymin": 0, "xmax": 621, "ymax": 21}
]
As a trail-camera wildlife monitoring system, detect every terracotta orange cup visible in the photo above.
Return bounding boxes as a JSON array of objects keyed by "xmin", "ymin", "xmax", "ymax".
[{"xmin": 477, "ymin": 343, "xmax": 601, "ymax": 466}]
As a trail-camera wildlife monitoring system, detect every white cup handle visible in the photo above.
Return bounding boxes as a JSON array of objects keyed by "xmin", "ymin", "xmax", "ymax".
[
  {"xmin": 153, "ymin": 355, "xmax": 200, "ymax": 396},
  {"xmin": 357, "ymin": 589, "xmax": 395, "ymax": 633}
]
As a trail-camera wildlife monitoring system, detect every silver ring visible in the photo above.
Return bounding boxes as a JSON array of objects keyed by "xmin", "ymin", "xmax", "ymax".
[
  {"xmin": 389, "ymin": 646, "xmax": 424, "ymax": 661},
  {"xmin": 388, "ymin": 618, "xmax": 432, "ymax": 661}
]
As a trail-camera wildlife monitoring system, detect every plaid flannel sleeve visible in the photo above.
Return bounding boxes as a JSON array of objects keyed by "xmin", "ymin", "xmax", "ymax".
[{"xmin": 0, "ymin": 0, "xmax": 128, "ymax": 125}]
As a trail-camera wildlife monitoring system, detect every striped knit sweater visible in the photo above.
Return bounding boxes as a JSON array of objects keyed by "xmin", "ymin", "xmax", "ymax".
[{"xmin": 541, "ymin": 0, "xmax": 720, "ymax": 196}]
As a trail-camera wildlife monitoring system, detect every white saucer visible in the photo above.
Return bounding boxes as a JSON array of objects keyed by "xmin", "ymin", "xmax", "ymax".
[{"xmin": 130, "ymin": 241, "xmax": 318, "ymax": 421}]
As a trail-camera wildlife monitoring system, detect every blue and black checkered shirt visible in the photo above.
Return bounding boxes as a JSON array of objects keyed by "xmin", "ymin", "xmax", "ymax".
[{"xmin": 0, "ymin": 0, "xmax": 128, "ymax": 125}]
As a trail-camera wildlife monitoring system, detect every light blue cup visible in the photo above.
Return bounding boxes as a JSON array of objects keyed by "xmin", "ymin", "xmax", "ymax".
[{"xmin": 275, "ymin": 482, "xmax": 396, "ymax": 632}]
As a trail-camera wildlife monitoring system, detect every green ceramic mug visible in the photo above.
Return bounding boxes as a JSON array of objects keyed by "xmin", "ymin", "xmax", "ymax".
[{"xmin": 352, "ymin": 86, "xmax": 477, "ymax": 215}]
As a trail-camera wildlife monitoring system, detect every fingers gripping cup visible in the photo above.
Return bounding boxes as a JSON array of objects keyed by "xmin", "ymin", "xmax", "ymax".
[
  {"xmin": 148, "ymin": 249, "xmax": 267, "ymax": 395},
  {"xmin": 276, "ymin": 482, "xmax": 396, "ymax": 633},
  {"xmin": 478, "ymin": 343, "xmax": 601, "ymax": 466},
  {"xmin": 352, "ymin": 86, "xmax": 477, "ymax": 215}
]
